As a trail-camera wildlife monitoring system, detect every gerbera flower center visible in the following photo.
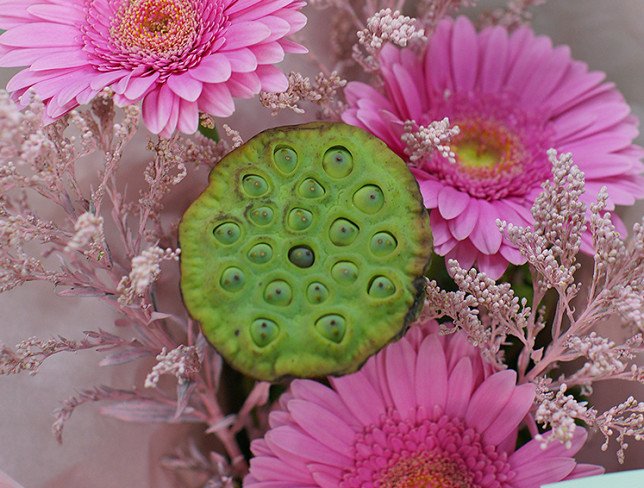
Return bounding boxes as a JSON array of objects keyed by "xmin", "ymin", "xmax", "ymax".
[
  {"xmin": 421, "ymin": 93, "xmax": 554, "ymax": 200},
  {"xmin": 379, "ymin": 454, "xmax": 474, "ymax": 488},
  {"xmin": 340, "ymin": 408, "xmax": 515, "ymax": 488},
  {"xmin": 452, "ymin": 119, "xmax": 522, "ymax": 171},
  {"xmin": 111, "ymin": 0, "xmax": 198, "ymax": 57}
]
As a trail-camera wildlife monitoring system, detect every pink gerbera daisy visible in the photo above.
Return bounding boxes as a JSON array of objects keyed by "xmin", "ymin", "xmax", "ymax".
[
  {"xmin": 245, "ymin": 320, "xmax": 602, "ymax": 487},
  {"xmin": 342, "ymin": 16, "xmax": 644, "ymax": 278},
  {"xmin": 0, "ymin": 0, "xmax": 307, "ymax": 137}
]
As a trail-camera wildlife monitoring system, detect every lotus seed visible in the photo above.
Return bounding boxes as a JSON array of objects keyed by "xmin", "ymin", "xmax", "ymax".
[
  {"xmin": 288, "ymin": 208, "xmax": 313, "ymax": 231},
  {"xmin": 315, "ymin": 314, "xmax": 346, "ymax": 343},
  {"xmin": 220, "ymin": 267, "xmax": 245, "ymax": 292},
  {"xmin": 248, "ymin": 243, "xmax": 273, "ymax": 264},
  {"xmin": 368, "ymin": 276, "xmax": 396, "ymax": 298},
  {"xmin": 298, "ymin": 178, "xmax": 325, "ymax": 198},
  {"xmin": 307, "ymin": 282, "xmax": 329, "ymax": 303},
  {"xmin": 242, "ymin": 175, "xmax": 269, "ymax": 197},
  {"xmin": 289, "ymin": 246, "xmax": 315, "ymax": 268},
  {"xmin": 323, "ymin": 146, "xmax": 353, "ymax": 178},
  {"xmin": 250, "ymin": 319, "xmax": 280, "ymax": 347},
  {"xmin": 264, "ymin": 280, "xmax": 293, "ymax": 306},
  {"xmin": 331, "ymin": 261, "xmax": 358, "ymax": 284},
  {"xmin": 329, "ymin": 218, "xmax": 359, "ymax": 246},
  {"xmin": 354, "ymin": 185, "xmax": 385, "ymax": 214},
  {"xmin": 370, "ymin": 232, "xmax": 398, "ymax": 256},
  {"xmin": 249, "ymin": 206, "xmax": 274, "ymax": 226},
  {"xmin": 274, "ymin": 146, "xmax": 298, "ymax": 174},
  {"xmin": 213, "ymin": 222, "xmax": 241, "ymax": 245}
]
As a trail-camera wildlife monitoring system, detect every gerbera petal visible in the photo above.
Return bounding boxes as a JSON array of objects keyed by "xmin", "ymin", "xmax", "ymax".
[
  {"xmin": 415, "ymin": 335, "xmax": 448, "ymax": 410},
  {"xmin": 465, "ymin": 370, "xmax": 517, "ymax": 434},
  {"xmin": 438, "ymin": 186, "xmax": 471, "ymax": 219},
  {"xmin": 448, "ymin": 198, "xmax": 480, "ymax": 240},
  {"xmin": 482, "ymin": 383, "xmax": 535, "ymax": 445},
  {"xmin": 451, "ymin": 16, "xmax": 478, "ymax": 92}
]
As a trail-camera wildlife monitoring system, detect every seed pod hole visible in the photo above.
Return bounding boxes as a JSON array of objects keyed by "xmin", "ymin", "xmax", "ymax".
[
  {"xmin": 242, "ymin": 174, "xmax": 269, "ymax": 197},
  {"xmin": 250, "ymin": 319, "xmax": 280, "ymax": 347},
  {"xmin": 274, "ymin": 146, "xmax": 298, "ymax": 174},
  {"xmin": 323, "ymin": 146, "xmax": 353, "ymax": 178},
  {"xmin": 331, "ymin": 261, "xmax": 358, "ymax": 284},
  {"xmin": 288, "ymin": 208, "xmax": 313, "ymax": 231},
  {"xmin": 220, "ymin": 267, "xmax": 245, "ymax": 292},
  {"xmin": 213, "ymin": 222, "xmax": 241, "ymax": 245},
  {"xmin": 329, "ymin": 218, "xmax": 359, "ymax": 246},
  {"xmin": 370, "ymin": 231, "xmax": 398, "ymax": 257},
  {"xmin": 368, "ymin": 276, "xmax": 396, "ymax": 298},
  {"xmin": 307, "ymin": 282, "xmax": 329, "ymax": 304},
  {"xmin": 249, "ymin": 206, "xmax": 274, "ymax": 226},
  {"xmin": 288, "ymin": 245, "xmax": 315, "ymax": 268},
  {"xmin": 354, "ymin": 185, "xmax": 385, "ymax": 214},
  {"xmin": 298, "ymin": 178, "xmax": 325, "ymax": 198},
  {"xmin": 263, "ymin": 280, "xmax": 293, "ymax": 306},
  {"xmin": 315, "ymin": 314, "xmax": 346, "ymax": 343},
  {"xmin": 248, "ymin": 243, "xmax": 273, "ymax": 264}
]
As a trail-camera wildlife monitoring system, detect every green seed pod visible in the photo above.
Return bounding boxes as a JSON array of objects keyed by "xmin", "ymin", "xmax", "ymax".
[{"xmin": 180, "ymin": 122, "xmax": 432, "ymax": 380}]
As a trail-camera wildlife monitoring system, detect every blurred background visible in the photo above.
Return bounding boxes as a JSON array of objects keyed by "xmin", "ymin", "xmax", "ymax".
[{"xmin": 0, "ymin": 1, "xmax": 642, "ymax": 486}]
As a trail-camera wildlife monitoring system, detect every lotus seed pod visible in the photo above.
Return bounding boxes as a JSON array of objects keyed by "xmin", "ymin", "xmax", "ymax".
[{"xmin": 179, "ymin": 122, "xmax": 432, "ymax": 380}]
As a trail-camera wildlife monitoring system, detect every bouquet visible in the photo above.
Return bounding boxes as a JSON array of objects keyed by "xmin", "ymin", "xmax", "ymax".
[{"xmin": 0, "ymin": 1, "xmax": 642, "ymax": 486}]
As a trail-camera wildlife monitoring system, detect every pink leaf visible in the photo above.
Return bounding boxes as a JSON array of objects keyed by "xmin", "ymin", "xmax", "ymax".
[
  {"xmin": 100, "ymin": 400, "xmax": 202, "ymax": 424},
  {"xmin": 99, "ymin": 348, "xmax": 152, "ymax": 367}
]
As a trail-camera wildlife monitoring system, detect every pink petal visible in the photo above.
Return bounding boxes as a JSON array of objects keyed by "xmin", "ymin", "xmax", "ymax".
[
  {"xmin": 222, "ymin": 21, "xmax": 271, "ymax": 50},
  {"xmin": 287, "ymin": 399, "xmax": 355, "ymax": 455},
  {"xmin": 469, "ymin": 200, "xmax": 502, "ymax": 255},
  {"xmin": 167, "ymin": 73, "xmax": 203, "ymax": 102},
  {"xmin": 451, "ymin": 16, "xmax": 478, "ymax": 92},
  {"xmin": 510, "ymin": 457, "xmax": 576, "ymax": 486},
  {"xmin": 225, "ymin": 47, "xmax": 258, "ymax": 73},
  {"xmin": 190, "ymin": 54, "xmax": 232, "ymax": 83},
  {"xmin": 465, "ymin": 370, "xmax": 516, "ymax": 434},
  {"xmin": 476, "ymin": 253, "xmax": 509, "ymax": 280},
  {"xmin": 445, "ymin": 357, "xmax": 474, "ymax": 419},
  {"xmin": 256, "ymin": 65, "xmax": 288, "ymax": 92},
  {"xmin": 0, "ymin": 22, "xmax": 79, "ymax": 47},
  {"xmin": 266, "ymin": 426, "xmax": 352, "ymax": 466},
  {"xmin": 438, "ymin": 186, "xmax": 471, "ymax": 220},
  {"xmin": 331, "ymin": 372, "xmax": 386, "ymax": 426},
  {"xmin": 448, "ymin": 198, "xmax": 480, "ymax": 240},
  {"xmin": 177, "ymin": 99, "xmax": 199, "ymax": 134},
  {"xmin": 479, "ymin": 26, "xmax": 508, "ymax": 93},
  {"xmin": 482, "ymin": 382, "xmax": 534, "ymax": 445},
  {"xmin": 415, "ymin": 335, "xmax": 448, "ymax": 411},
  {"xmin": 199, "ymin": 83, "xmax": 235, "ymax": 117},
  {"xmin": 446, "ymin": 240, "xmax": 478, "ymax": 270},
  {"xmin": 385, "ymin": 339, "xmax": 417, "ymax": 418}
]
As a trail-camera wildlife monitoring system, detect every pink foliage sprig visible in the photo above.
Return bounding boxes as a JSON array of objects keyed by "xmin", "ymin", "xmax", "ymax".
[
  {"xmin": 0, "ymin": 91, "xmax": 271, "ymax": 479},
  {"xmin": 426, "ymin": 149, "xmax": 644, "ymax": 462}
]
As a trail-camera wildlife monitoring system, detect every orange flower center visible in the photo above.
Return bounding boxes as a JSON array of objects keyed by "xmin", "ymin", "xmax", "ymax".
[
  {"xmin": 111, "ymin": 0, "xmax": 198, "ymax": 56},
  {"xmin": 379, "ymin": 454, "xmax": 475, "ymax": 488}
]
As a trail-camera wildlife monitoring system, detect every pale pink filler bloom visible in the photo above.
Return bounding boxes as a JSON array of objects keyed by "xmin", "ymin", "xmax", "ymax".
[
  {"xmin": 343, "ymin": 16, "xmax": 644, "ymax": 278},
  {"xmin": 0, "ymin": 0, "xmax": 307, "ymax": 137},
  {"xmin": 245, "ymin": 320, "xmax": 603, "ymax": 487}
]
